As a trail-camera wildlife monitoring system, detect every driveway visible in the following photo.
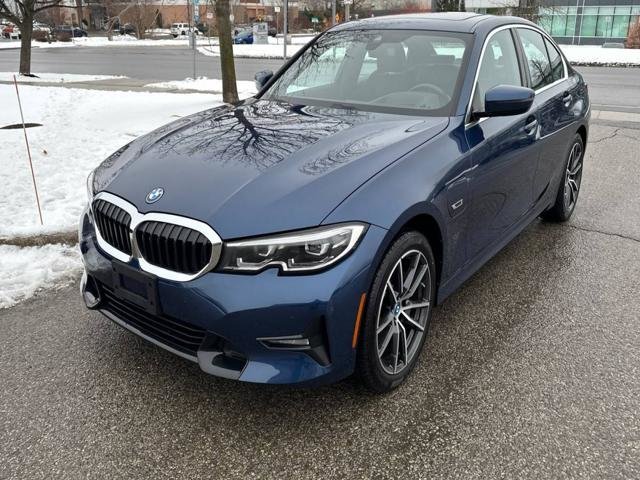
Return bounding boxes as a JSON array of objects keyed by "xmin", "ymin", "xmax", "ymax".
[{"xmin": 1, "ymin": 121, "xmax": 639, "ymax": 479}]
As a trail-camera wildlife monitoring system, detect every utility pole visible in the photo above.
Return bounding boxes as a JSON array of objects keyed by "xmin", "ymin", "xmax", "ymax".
[
  {"xmin": 283, "ymin": 0, "xmax": 288, "ymax": 59},
  {"xmin": 344, "ymin": 0, "xmax": 351, "ymax": 22}
]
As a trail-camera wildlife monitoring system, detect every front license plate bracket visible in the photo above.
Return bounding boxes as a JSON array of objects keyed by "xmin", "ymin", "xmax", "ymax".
[{"xmin": 111, "ymin": 261, "xmax": 159, "ymax": 315}]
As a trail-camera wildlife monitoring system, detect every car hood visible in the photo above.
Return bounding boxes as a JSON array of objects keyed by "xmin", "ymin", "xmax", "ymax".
[{"xmin": 95, "ymin": 99, "xmax": 448, "ymax": 239}]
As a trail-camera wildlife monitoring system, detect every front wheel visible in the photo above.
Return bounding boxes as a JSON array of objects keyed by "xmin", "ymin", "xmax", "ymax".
[{"xmin": 356, "ymin": 231, "xmax": 436, "ymax": 393}]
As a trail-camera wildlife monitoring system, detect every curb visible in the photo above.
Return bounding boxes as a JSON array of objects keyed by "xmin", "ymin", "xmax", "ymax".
[{"xmin": 0, "ymin": 230, "xmax": 78, "ymax": 247}]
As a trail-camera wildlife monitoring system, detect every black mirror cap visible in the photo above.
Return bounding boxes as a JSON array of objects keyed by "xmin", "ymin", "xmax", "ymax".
[
  {"xmin": 254, "ymin": 70, "xmax": 274, "ymax": 92},
  {"xmin": 480, "ymin": 85, "xmax": 535, "ymax": 119}
]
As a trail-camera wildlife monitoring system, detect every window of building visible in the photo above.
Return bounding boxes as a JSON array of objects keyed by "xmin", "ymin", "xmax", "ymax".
[{"xmin": 541, "ymin": 5, "xmax": 639, "ymax": 40}]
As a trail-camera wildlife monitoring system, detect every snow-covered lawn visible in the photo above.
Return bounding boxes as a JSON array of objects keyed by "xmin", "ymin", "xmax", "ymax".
[
  {"xmin": 1, "ymin": 84, "xmax": 221, "ymax": 238},
  {"xmin": 559, "ymin": 44, "xmax": 640, "ymax": 66},
  {"xmin": 145, "ymin": 76, "xmax": 257, "ymax": 96},
  {"xmin": 0, "ymin": 72, "xmax": 126, "ymax": 83},
  {"xmin": 0, "ymin": 244, "xmax": 81, "ymax": 309}
]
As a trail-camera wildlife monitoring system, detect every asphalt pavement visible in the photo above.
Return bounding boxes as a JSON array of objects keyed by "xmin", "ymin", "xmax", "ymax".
[{"xmin": 1, "ymin": 122, "xmax": 639, "ymax": 479}]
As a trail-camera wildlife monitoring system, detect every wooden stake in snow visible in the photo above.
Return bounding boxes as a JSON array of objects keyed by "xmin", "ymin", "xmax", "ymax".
[{"xmin": 13, "ymin": 74, "xmax": 43, "ymax": 226}]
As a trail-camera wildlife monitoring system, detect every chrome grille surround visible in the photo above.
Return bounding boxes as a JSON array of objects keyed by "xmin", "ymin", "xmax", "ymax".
[{"xmin": 90, "ymin": 191, "xmax": 222, "ymax": 282}]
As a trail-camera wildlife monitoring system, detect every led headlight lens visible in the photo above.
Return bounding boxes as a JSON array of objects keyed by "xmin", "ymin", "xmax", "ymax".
[
  {"xmin": 86, "ymin": 169, "xmax": 95, "ymax": 201},
  {"xmin": 221, "ymin": 223, "xmax": 367, "ymax": 273}
]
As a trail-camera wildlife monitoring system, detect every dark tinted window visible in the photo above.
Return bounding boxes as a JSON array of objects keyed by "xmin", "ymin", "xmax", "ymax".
[
  {"xmin": 517, "ymin": 28, "xmax": 553, "ymax": 90},
  {"xmin": 544, "ymin": 37, "xmax": 564, "ymax": 82},
  {"xmin": 472, "ymin": 29, "xmax": 522, "ymax": 113}
]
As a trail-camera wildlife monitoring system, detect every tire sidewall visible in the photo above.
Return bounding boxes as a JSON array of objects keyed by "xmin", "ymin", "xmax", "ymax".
[{"xmin": 357, "ymin": 231, "xmax": 436, "ymax": 392}]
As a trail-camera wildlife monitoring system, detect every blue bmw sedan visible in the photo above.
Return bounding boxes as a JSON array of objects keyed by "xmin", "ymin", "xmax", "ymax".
[{"xmin": 80, "ymin": 13, "xmax": 589, "ymax": 392}]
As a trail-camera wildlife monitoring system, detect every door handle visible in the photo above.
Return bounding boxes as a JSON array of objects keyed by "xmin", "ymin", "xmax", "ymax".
[
  {"xmin": 524, "ymin": 116, "xmax": 538, "ymax": 135},
  {"xmin": 562, "ymin": 91, "xmax": 572, "ymax": 107}
]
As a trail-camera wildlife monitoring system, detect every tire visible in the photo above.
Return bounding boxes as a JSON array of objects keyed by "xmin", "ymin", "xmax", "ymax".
[
  {"xmin": 356, "ymin": 231, "xmax": 436, "ymax": 393},
  {"xmin": 541, "ymin": 133, "xmax": 584, "ymax": 222}
]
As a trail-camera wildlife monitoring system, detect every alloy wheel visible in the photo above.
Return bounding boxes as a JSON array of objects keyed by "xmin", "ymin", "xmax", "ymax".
[
  {"xmin": 564, "ymin": 141, "xmax": 583, "ymax": 211},
  {"xmin": 376, "ymin": 249, "xmax": 432, "ymax": 375}
]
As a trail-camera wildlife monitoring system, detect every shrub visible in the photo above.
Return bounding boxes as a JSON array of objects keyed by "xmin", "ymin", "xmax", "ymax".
[
  {"xmin": 627, "ymin": 18, "xmax": 640, "ymax": 49},
  {"xmin": 32, "ymin": 30, "xmax": 49, "ymax": 42},
  {"xmin": 57, "ymin": 31, "xmax": 72, "ymax": 42}
]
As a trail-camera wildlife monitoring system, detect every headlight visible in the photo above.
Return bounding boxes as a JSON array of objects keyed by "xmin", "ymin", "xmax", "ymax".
[
  {"xmin": 220, "ymin": 223, "xmax": 367, "ymax": 273},
  {"xmin": 86, "ymin": 169, "xmax": 95, "ymax": 201}
]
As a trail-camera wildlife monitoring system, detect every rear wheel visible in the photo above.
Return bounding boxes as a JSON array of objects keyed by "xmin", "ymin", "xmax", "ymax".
[
  {"xmin": 357, "ymin": 231, "xmax": 436, "ymax": 393},
  {"xmin": 541, "ymin": 133, "xmax": 584, "ymax": 222}
]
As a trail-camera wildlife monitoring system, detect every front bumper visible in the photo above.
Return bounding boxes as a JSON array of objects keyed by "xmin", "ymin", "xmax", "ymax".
[{"xmin": 79, "ymin": 208, "xmax": 386, "ymax": 386}]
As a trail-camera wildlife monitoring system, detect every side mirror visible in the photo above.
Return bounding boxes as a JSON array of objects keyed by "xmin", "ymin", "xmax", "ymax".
[
  {"xmin": 477, "ymin": 85, "xmax": 535, "ymax": 119},
  {"xmin": 254, "ymin": 70, "xmax": 274, "ymax": 91}
]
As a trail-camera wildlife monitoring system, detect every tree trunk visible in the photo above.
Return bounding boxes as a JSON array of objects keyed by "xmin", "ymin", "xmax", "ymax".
[
  {"xmin": 19, "ymin": 19, "xmax": 34, "ymax": 75},
  {"xmin": 215, "ymin": 0, "xmax": 238, "ymax": 104},
  {"xmin": 75, "ymin": 0, "xmax": 84, "ymax": 27}
]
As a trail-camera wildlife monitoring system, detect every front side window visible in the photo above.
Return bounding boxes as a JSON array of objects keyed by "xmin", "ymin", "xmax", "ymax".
[
  {"xmin": 263, "ymin": 29, "xmax": 471, "ymax": 116},
  {"xmin": 472, "ymin": 29, "xmax": 522, "ymax": 113},
  {"xmin": 517, "ymin": 28, "xmax": 553, "ymax": 90}
]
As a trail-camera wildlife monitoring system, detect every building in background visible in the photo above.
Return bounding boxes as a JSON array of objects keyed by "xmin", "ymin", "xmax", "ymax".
[
  {"xmin": 537, "ymin": 0, "xmax": 640, "ymax": 45},
  {"xmin": 466, "ymin": 0, "xmax": 640, "ymax": 45}
]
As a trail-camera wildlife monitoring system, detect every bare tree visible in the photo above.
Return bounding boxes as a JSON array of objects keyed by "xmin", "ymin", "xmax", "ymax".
[
  {"xmin": 0, "ymin": 0, "xmax": 64, "ymax": 74},
  {"xmin": 211, "ymin": 0, "xmax": 238, "ymax": 103}
]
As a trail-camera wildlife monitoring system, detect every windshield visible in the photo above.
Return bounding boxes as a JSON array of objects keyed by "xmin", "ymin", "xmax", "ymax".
[{"xmin": 263, "ymin": 29, "xmax": 470, "ymax": 116}]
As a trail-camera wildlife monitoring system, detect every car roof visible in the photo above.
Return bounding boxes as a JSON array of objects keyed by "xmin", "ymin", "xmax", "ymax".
[{"xmin": 332, "ymin": 12, "xmax": 535, "ymax": 34}]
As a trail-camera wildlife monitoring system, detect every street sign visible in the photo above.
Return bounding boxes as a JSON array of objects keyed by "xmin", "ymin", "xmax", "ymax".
[
  {"xmin": 274, "ymin": 6, "xmax": 280, "ymax": 12},
  {"xmin": 343, "ymin": 0, "xmax": 352, "ymax": 4},
  {"xmin": 311, "ymin": 17, "xmax": 319, "ymax": 23}
]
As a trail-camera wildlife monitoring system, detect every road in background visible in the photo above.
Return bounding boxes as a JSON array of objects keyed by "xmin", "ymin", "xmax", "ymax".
[
  {"xmin": 1, "ymin": 121, "xmax": 639, "ymax": 479},
  {"xmin": 0, "ymin": 46, "xmax": 284, "ymax": 82},
  {"xmin": 0, "ymin": 46, "xmax": 639, "ymax": 109}
]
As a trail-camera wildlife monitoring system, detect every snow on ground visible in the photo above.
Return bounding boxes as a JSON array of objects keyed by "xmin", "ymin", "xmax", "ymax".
[
  {"xmin": 0, "ymin": 72, "xmax": 126, "ymax": 83},
  {"xmin": 0, "ymin": 244, "xmax": 81, "ymax": 309},
  {"xmin": 0, "ymin": 84, "xmax": 221, "ymax": 237},
  {"xmin": 198, "ymin": 43, "xmax": 305, "ymax": 59},
  {"xmin": 0, "ymin": 40, "xmax": 22, "ymax": 50},
  {"xmin": 145, "ymin": 76, "xmax": 257, "ymax": 97},
  {"xmin": 559, "ymin": 44, "xmax": 640, "ymax": 66},
  {"xmin": 37, "ymin": 35, "xmax": 216, "ymax": 49}
]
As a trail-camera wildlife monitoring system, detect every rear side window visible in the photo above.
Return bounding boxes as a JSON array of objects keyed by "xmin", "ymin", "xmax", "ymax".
[
  {"xmin": 472, "ymin": 29, "xmax": 522, "ymax": 113},
  {"xmin": 544, "ymin": 37, "xmax": 564, "ymax": 82},
  {"xmin": 517, "ymin": 28, "xmax": 553, "ymax": 90}
]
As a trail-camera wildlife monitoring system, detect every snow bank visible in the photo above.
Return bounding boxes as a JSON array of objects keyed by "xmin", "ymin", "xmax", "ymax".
[
  {"xmin": 0, "ymin": 244, "xmax": 81, "ymax": 309},
  {"xmin": 0, "ymin": 85, "xmax": 221, "ymax": 237},
  {"xmin": 145, "ymin": 77, "xmax": 257, "ymax": 97},
  {"xmin": 0, "ymin": 72, "xmax": 126, "ymax": 83},
  {"xmin": 198, "ymin": 43, "xmax": 305, "ymax": 59},
  {"xmin": 559, "ymin": 44, "xmax": 640, "ymax": 66},
  {"xmin": 38, "ymin": 36, "xmax": 215, "ymax": 49}
]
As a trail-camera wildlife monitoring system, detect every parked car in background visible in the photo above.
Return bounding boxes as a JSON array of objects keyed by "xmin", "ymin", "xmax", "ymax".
[
  {"xmin": 268, "ymin": 26, "xmax": 277, "ymax": 37},
  {"xmin": 119, "ymin": 23, "xmax": 137, "ymax": 36},
  {"xmin": 54, "ymin": 25, "xmax": 88, "ymax": 38},
  {"xmin": 2, "ymin": 23, "xmax": 20, "ymax": 39},
  {"xmin": 33, "ymin": 21, "xmax": 52, "ymax": 34},
  {"xmin": 170, "ymin": 23, "xmax": 199, "ymax": 38},
  {"xmin": 80, "ymin": 13, "xmax": 589, "ymax": 393},
  {"xmin": 233, "ymin": 29, "xmax": 253, "ymax": 44}
]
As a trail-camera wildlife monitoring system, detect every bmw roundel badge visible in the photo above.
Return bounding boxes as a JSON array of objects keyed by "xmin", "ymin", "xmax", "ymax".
[{"xmin": 146, "ymin": 187, "xmax": 164, "ymax": 204}]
